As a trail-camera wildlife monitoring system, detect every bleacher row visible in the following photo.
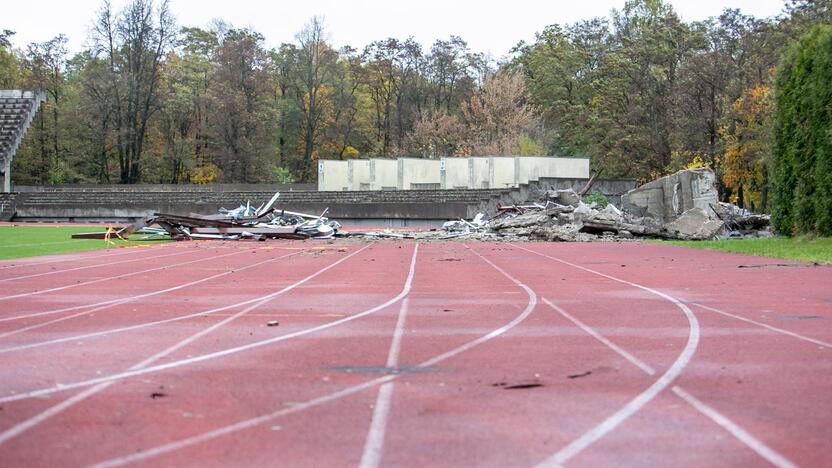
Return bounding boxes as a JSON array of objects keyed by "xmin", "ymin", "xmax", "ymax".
[
  {"xmin": 3, "ymin": 187, "xmax": 519, "ymax": 223},
  {"xmin": 17, "ymin": 188, "xmax": 509, "ymax": 206},
  {"xmin": 1, "ymin": 91, "xmax": 46, "ymax": 193},
  {"xmin": 2, "ymin": 177, "xmax": 637, "ymax": 223},
  {"xmin": 0, "ymin": 99, "xmax": 34, "ymax": 159}
]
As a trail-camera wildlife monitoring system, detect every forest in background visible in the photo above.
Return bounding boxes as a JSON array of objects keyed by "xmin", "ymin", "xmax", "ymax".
[{"xmin": 0, "ymin": 0, "xmax": 829, "ymax": 211}]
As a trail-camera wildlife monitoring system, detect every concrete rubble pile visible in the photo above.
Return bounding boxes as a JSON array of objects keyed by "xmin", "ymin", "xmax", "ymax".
[
  {"xmin": 72, "ymin": 192, "xmax": 342, "ymax": 241},
  {"xmin": 440, "ymin": 167, "xmax": 771, "ymax": 242}
]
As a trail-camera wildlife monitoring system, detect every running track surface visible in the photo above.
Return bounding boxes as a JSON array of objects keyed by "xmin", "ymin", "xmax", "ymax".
[{"xmin": 0, "ymin": 240, "xmax": 829, "ymax": 467}]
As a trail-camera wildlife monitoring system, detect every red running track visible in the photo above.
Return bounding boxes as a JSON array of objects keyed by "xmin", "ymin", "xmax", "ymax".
[{"xmin": 0, "ymin": 240, "xmax": 829, "ymax": 467}]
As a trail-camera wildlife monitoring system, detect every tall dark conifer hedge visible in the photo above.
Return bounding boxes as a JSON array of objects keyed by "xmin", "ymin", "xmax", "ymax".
[{"xmin": 772, "ymin": 25, "xmax": 832, "ymax": 236}]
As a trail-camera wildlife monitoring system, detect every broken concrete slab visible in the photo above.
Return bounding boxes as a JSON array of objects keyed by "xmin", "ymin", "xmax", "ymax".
[
  {"xmin": 664, "ymin": 207, "xmax": 725, "ymax": 240},
  {"xmin": 546, "ymin": 188, "xmax": 580, "ymax": 207},
  {"xmin": 623, "ymin": 168, "xmax": 718, "ymax": 224}
]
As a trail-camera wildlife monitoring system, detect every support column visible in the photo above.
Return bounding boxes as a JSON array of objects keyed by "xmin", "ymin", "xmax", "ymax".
[{"xmin": 2, "ymin": 157, "xmax": 10, "ymax": 193}]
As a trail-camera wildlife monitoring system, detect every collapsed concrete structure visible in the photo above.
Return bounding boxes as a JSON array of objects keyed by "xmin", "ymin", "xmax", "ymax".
[
  {"xmin": 413, "ymin": 167, "xmax": 771, "ymax": 242},
  {"xmin": 622, "ymin": 167, "xmax": 719, "ymax": 224}
]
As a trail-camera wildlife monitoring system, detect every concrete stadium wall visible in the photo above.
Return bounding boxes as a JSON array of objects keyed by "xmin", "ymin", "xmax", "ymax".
[
  {"xmin": 398, "ymin": 158, "xmax": 440, "ymax": 189},
  {"xmin": 319, "ymin": 156, "xmax": 590, "ymax": 191},
  {"xmin": 318, "ymin": 160, "xmax": 348, "ymax": 191},
  {"xmin": 348, "ymin": 160, "xmax": 371, "ymax": 190},
  {"xmin": 470, "ymin": 158, "xmax": 491, "ymax": 189},
  {"xmin": 490, "ymin": 157, "xmax": 516, "ymax": 189},
  {"xmin": 441, "ymin": 158, "xmax": 468, "ymax": 189},
  {"xmin": 515, "ymin": 157, "xmax": 589, "ymax": 185},
  {"xmin": 370, "ymin": 159, "xmax": 398, "ymax": 190}
]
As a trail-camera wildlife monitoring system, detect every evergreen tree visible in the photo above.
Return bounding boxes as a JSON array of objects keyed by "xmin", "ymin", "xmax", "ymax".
[{"xmin": 772, "ymin": 24, "xmax": 832, "ymax": 235}]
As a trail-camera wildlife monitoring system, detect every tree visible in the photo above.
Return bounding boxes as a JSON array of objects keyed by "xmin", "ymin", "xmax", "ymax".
[
  {"xmin": 721, "ymin": 82, "xmax": 773, "ymax": 211},
  {"xmin": 91, "ymin": 0, "xmax": 177, "ymax": 183},
  {"xmin": 363, "ymin": 38, "xmax": 406, "ymax": 157},
  {"xmin": 463, "ymin": 71, "xmax": 538, "ymax": 155},
  {"xmin": 772, "ymin": 24, "xmax": 832, "ymax": 235},
  {"xmin": 0, "ymin": 30, "xmax": 21, "ymax": 88},
  {"xmin": 203, "ymin": 29, "xmax": 276, "ymax": 182},
  {"xmin": 292, "ymin": 17, "xmax": 337, "ymax": 181},
  {"xmin": 20, "ymin": 35, "xmax": 69, "ymax": 183},
  {"xmin": 402, "ymin": 110, "xmax": 467, "ymax": 158}
]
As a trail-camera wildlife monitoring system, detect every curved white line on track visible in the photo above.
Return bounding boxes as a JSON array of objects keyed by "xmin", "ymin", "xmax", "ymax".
[
  {"xmin": 543, "ymin": 298, "xmax": 797, "ymax": 468},
  {"xmin": 359, "ymin": 297, "xmax": 410, "ymax": 468},
  {"xmin": 0, "ymin": 243, "xmax": 379, "ymax": 444},
  {"xmin": 0, "ymin": 248, "xmax": 383, "ymax": 354},
  {"xmin": 0, "ymin": 250, "xmax": 196, "ymax": 302},
  {"xmin": 0, "ymin": 245, "xmax": 185, "ymax": 283},
  {"xmin": 510, "ymin": 244, "xmax": 700, "ymax": 467},
  {"xmin": 542, "ymin": 298, "xmax": 656, "ymax": 375},
  {"xmin": 0, "ymin": 246, "xmax": 150, "ymax": 271},
  {"xmin": 89, "ymin": 243, "xmax": 536, "ymax": 467},
  {"xmin": 0, "ymin": 250, "xmax": 299, "ymax": 341},
  {"xmin": 0, "ymin": 243, "xmax": 390, "ymax": 403},
  {"xmin": 692, "ymin": 302, "xmax": 832, "ymax": 349}
]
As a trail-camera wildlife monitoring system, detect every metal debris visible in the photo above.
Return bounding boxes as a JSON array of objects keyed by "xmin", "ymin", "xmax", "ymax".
[{"xmin": 72, "ymin": 192, "xmax": 342, "ymax": 241}]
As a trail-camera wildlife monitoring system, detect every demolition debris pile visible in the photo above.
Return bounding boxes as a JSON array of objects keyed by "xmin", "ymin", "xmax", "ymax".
[
  {"xmin": 71, "ymin": 168, "xmax": 771, "ymax": 243},
  {"xmin": 72, "ymin": 192, "xmax": 341, "ymax": 241},
  {"xmin": 439, "ymin": 168, "xmax": 772, "ymax": 242}
]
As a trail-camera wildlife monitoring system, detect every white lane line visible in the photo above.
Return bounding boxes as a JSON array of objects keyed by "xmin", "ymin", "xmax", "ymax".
[
  {"xmin": 0, "ymin": 250, "xmax": 299, "ymax": 341},
  {"xmin": 0, "ymin": 246, "xmax": 149, "ymax": 271},
  {"xmin": 360, "ymin": 297, "xmax": 410, "ymax": 468},
  {"xmin": 0, "ymin": 243, "xmax": 395, "ymax": 404},
  {"xmin": 671, "ymin": 387, "xmax": 797, "ymax": 468},
  {"xmin": 0, "ymin": 249, "xmax": 199, "ymax": 302},
  {"xmin": 90, "ymin": 243, "xmax": 535, "ymax": 467},
  {"xmin": 543, "ymin": 297, "xmax": 798, "ymax": 468},
  {"xmin": 0, "ymin": 245, "xmax": 183, "ymax": 283},
  {"xmin": 511, "ymin": 244, "xmax": 699, "ymax": 468},
  {"xmin": 0, "ymin": 250, "xmax": 343, "ymax": 353},
  {"xmin": 0, "ymin": 243, "xmax": 378, "ymax": 444},
  {"xmin": 692, "ymin": 302, "xmax": 832, "ymax": 349},
  {"xmin": 542, "ymin": 298, "xmax": 656, "ymax": 375}
]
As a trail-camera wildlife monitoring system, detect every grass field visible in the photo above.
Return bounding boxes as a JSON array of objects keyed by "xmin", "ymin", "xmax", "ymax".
[
  {"xmin": 662, "ymin": 236, "xmax": 832, "ymax": 264},
  {"xmin": 0, "ymin": 225, "xmax": 168, "ymax": 260}
]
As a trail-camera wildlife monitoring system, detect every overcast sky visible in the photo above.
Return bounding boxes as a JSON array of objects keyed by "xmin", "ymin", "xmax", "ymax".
[{"xmin": 4, "ymin": 0, "xmax": 786, "ymax": 58}]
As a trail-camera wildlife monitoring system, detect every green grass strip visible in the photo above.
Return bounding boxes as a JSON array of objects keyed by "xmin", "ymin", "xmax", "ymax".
[
  {"xmin": 0, "ymin": 225, "xmax": 168, "ymax": 261},
  {"xmin": 657, "ymin": 236, "xmax": 832, "ymax": 264}
]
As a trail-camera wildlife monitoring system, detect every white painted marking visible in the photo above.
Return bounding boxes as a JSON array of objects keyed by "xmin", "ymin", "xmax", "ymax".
[
  {"xmin": 90, "ymin": 243, "xmax": 536, "ymax": 467},
  {"xmin": 542, "ymin": 298, "xmax": 656, "ymax": 375},
  {"xmin": 0, "ymin": 250, "xmax": 298, "ymax": 341},
  {"xmin": 0, "ymin": 243, "xmax": 378, "ymax": 444},
  {"xmin": 545, "ymin": 297, "xmax": 797, "ymax": 467},
  {"xmin": 0, "ymin": 250, "xmax": 195, "ymax": 301},
  {"xmin": 693, "ymin": 302, "xmax": 831, "ymax": 349},
  {"xmin": 0, "ymin": 245, "xmax": 184, "ymax": 283},
  {"xmin": 360, "ymin": 298, "xmax": 410, "ymax": 468},
  {"xmin": 511, "ymin": 244, "xmax": 699, "ymax": 467},
  {"xmin": 672, "ymin": 387, "xmax": 796, "ymax": 468}
]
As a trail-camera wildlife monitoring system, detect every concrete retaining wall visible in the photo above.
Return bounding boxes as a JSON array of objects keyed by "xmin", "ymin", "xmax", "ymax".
[
  {"xmin": 370, "ymin": 160, "xmax": 398, "ymax": 190},
  {"xmin": 348, "ymin": 160, "xmax": 371, "ymax": 190},
  {"xmin": 398, "ymin": 158, "xmax": 440, "ymax": 189},
  {"xmin": 441, "ymin": 158, "xmax": 468, "ymax": 189},
  {"xmin": 470, "ymin": 158, "xmax": 491, "ymax": 189},
  {"xmin": 319, "ymin": 156, "xmax": 590, "ymax": 191},
  {"xmin": 317, "ymin": 160, "xmax": 348, "ymax": 191}
]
